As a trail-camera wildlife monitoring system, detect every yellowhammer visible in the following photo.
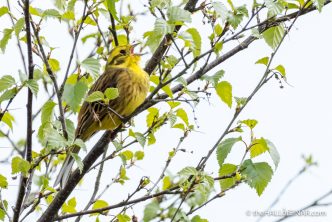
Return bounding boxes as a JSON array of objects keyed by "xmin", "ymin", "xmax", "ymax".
[{"xmin": 54, "ymin": 44, "xmax": 150, "ymax": 187}]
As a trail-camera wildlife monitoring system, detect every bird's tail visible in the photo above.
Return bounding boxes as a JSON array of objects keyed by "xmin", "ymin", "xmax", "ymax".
[{"xmin": 54, "ymin": 154, "xmax": 75, "ymax": 188}]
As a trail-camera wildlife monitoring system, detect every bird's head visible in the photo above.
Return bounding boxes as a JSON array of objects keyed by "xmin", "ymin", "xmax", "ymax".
[{"xmin": 107, "ymin": 44, "xmax": 142, "ymax": 67}]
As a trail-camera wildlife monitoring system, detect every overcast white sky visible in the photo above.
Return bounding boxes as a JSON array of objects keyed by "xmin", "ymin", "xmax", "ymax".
[{"xmin": 0, "ymin": 0, "xmax": 332, "ymax": 222}]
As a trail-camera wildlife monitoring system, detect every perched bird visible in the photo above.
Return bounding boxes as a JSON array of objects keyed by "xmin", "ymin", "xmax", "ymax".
[{"xmin": 54, "ymin": 44, "xmax": 150, "ymax": 187}]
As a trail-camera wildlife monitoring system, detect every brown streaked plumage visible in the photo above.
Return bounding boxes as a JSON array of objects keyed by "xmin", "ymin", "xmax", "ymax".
[{"xmin": 54, "ymin": 45, "xmax": 149, "ymax": 187}]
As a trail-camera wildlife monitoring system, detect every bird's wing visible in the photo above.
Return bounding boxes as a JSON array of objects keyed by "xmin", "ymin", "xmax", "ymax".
[{"xmin": 75, "ymin": 68, "xmax": 127, "ymax": 140}]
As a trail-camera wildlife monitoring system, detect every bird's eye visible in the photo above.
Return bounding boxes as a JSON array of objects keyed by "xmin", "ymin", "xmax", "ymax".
[{"xmin": 119, "ymin": 49, "xmax": 126, "ymax": 55}]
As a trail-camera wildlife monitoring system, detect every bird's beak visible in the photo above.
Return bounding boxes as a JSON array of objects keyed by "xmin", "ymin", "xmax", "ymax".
[{"xmin": 130, "ymin": 43, "xmax": 140, "ymax": 54}]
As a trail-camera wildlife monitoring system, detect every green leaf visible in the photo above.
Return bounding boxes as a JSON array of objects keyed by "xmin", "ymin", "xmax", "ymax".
[
  {"xmin": 185, "ymin": 28, "xmax": 202, "ymax": 57},
  {"xmin": 167, "ymin": 6, "xmax": 191, "ymax": 24},
  {"xmin": 0, "ymin": 28, "xmax": 13, "ymax": 53},
  {"xmin": 0, "ymin": 7, "xmax": 9, "ymax": 17},
  {"xmin": 0, "ymin": 88, "xmax": 17, "ymax": 104},
  {"xmin": 1, "ymin": 112, "xmax": 14, "ymax": 129},
  {"xmin": 26, "ymin": 79, "xmax": 39, "ymax": 96},
  {"xmin": 117, "ymin": 214, "xmax": 130, "ymax": 222},
  {"xmin": 264, "ymin": 0, "xmax": 284, "ymax": 16},
  {"xmin": 104, "ymin": 87, "xmax": 119, "ymax": 100},
  {"xmin": 313, "ymin": 0, "xmax": 325, "ymax": 12},
  {"xmin": 81, "ymin": 57, "xmax": 101, "ymax": 78},
  {"xmin": 163, "ymin": 176, "xmax": 171, "ymax": 190},
  {"xmin": 145, "ymin": 19, "xmax": 171, "ymax": 52},
  {"xmin": 0, "ymin": 174, "xmax": 8, "ymax": 189},
  {"xmin": 85, "ymin": 91, "xmax": 104, "ymax": 102},
  {"xmin": 143, "ymin": 201, "xmax": 160, "ymax": 222},
  {"xmin": 92, "ymin": 199, "xmax": 108, "ymax": 211},
  {"xmin": 266, "ymin": 139, "xmax": 280, "ymax": 169},
  {"xmin": 242, "ymin": 160, "xmax": 273, "ymax": 196},
  {"xmin": 275, "ymin": 64, "xmax": 286, "ymax": 77},
  {"xmin": 217, "ymin": 137, "xmax": 241, "ymax": 166},
  {"xmin": 63, "ymin": 80, "xmax": 89, "ymax": 112},
  {"xmin": 212, "ymin": 2, "xmax": 229, "ymax": 22},
  {"xmin": 47, "ymin": 58, "xmax": 60, "ymax": 72},
  {"xmin": 71, "ymin": 153, "xmax": 84, "ymax": 173},
  {"xmin": 191, "ymin": 215, "xmax": 208, "ymax": 222},
  {"xmin": 262, "ymin": 25, "xmax": 285, "ymax": 50},
  {"xmin": 43, "ymin": 9, "xmax": 62, "ymax": 19},
  {"xmin": 176, "ymin": 108, "xmax": 189, "ymax": 126},
  {"xmin": 135, "ymin": 151, "xmax": 144, "ymax": 160},
  {"xmin": 55, "ymin": 0, "xmax": 66, "ymax": 10},
  {"xmin": 250, "ymin": 138, "xmax": 269, "ymax": 158},
  {"xmin": 241, "ymin": 119, "xmax": 258, "ymax": 129},
  {"xmin": 178, "ymin": 167, "xmax": 197, "ymax": 177},
  {"xmin": 255, "ymin": 57, "xmax": 269, "ymax": 66},
  {"xmin": 121, "ymin": 150, "xmax": 133, "ymax": 160},
  {"xmin": 202, "ymin": 70, "xmax": 224, "ymax": 86},
  {"xmin": 219, "ymin": 164, "xmax": 237, "ymax": 190},
  {"xmin": 11, "ymin": 156, "xmax": 30, "ymax": 176},
  {"xmin": 14, "ymin": 18, "xmax": 25, "ymax": 37},
  {"xmin": 44, "ymin": 127, "xmax": 68, "ymax": 149},
  {"xmin": 41, "ymin": 100, "xmax": 56, "ymax": 124},
  {"xmin": 106, "ymin": 0, "xmax": 119, "ymax": 21},
  {"xmin": 135, "ymin": 132, "xmax": 146, "ymax": 147},
  {"xmin": 0, "ymin": 209, "xmax": 5, "ymax": 221},
  {"xmin": 214, "ymin": 24, "xmax": 223, "ymax": 36},
  {"xmin": 215, "ymin": 81, "xmax": 232, "ymax": 108},
  {"xmin": 62, "ymin": 197, "xmax": 77, "ymax": 213},
  {"xmin": 0, "ymin": 75, "xmax": 15, "ymax": 92},
  {"xmin": 146, "ymin": 107, "xmax": 159, "ymax": 127}
]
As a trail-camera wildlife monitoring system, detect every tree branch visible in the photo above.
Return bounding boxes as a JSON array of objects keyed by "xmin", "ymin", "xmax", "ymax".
[{"xmin": 13, "ymin": 0, "xmax": 34, "ymax": 221}]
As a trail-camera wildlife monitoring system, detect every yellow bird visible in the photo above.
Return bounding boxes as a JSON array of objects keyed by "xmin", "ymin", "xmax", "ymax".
[{"xmin": 54, "ymin": 44, "xmax": 150, "ymax": 187}]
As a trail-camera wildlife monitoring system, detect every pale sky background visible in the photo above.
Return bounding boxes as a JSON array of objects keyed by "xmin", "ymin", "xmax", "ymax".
[{"xmin": 0, "ymin": 0, "xmax": 332, "ymax": 222}]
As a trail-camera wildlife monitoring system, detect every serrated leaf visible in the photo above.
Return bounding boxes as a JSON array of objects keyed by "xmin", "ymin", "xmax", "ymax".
[
  {"xmin": 104, "ymin": 87, "xmax": 119, "ymax": 100},
  {"xmin": 178, "ymin": 167, "xmax": 197, "ymax": 177},
  {"xmin": 143, "ymin": 201, "xmax": 160, "ymax": 222},
  {"xmin": 1, "ymin": 112, "xmax": 14, "ymax": 129},
  {"xmin": 162, "ymin": 176, "xmax": 171, "ymax": 190},
  {"xmin": 47, "ymin": 58, "xmax": 60, "ymax": 72},
  {"xmin": 191, "ymin": 215, "xmax": 208, "ymax": 222},
  {"xmin": 219, "ymin": 163, "xmax": 237, "ymax": 190},
  {"xmin": 145, "ymin": 19, "xmax": 170, "ymax": 52},
  {"xmin": 167, "ymin": 6, "xmax": 191, "ymax": 24},
  {"xmin": 313, "ymin": 0, "xmax": 325, "ymax": 12},
  {"xmin": 275, "ymin": 64, "xmax": 286, "ymax": 77},
  {"xmin": 212, "ymin": 2, "xmax": 229, "ymax": 22},
  {"xmin": 14, "ymin": 18, "xmax": 25, "ymax": 37},
  {"xmin": 71, "ymin": 153, "xmax": 83, "ymax": 173},
  {"xmin": 92, "ymin": 199, "xmax": 108, "ymax": 212},
  {"xmin": 0, "ymin": 75, "xmax": 15, "ymax": 92},
  {"xmin": 0, "ymin": 7, "xmax": 9, "ymax": 17},
  {"xmin": 0, "ymin": 174, "xmax": 8, "ymax": 189},
  {"xmin": 255, "ymin": 57, "xmax": 269, "ymax": 66},
  {"xmin": 44, "ymin": 127, "xmax": 68, "ymax": 149},
  {"xmin": 26, "ymin": 79, "xmax": 39, "ymax": 96},
  {"xmin": 215, "ymin": 81, "xmax": 232, "ymax": 108},
  {"xmin": 217, "ymin": 137, "xmax": 241, "ymax": 166},
  {"xmin": 185, "ymin": 28, "xmax": 201, "ymax": 57},
  {"xmin": 11, "ymin": 156, "xmax": 30, "ymax": 175},
  {"xmin": 85, "ymin": 91, "xmax": 104, "ymax": 102},
  {"xmin": 41, "ymin": 100, "xmax": 56, "ymax": 124},
  {"xmin": 121, "ymin": 150, "xmax": 133, "ymax": 160},
  {"xmin": 62, "ymin": 197, "xmax": 77, "ymax": 213},
  {"xmin": 264, "ymin": 0, "xmax": 284, "ymax": 16},
  {"xmin": 241, "ymin": 119, "xmax": 258, "ymax": 129},
  {"xmin": 242, "ymin": 160, "xmax": 273, "ymax": 196},
  {"xmin": 250, "ymin": 138, "xmax": 269, "ymax": 158},
  {"xmin": 262, "ymin": 25, "xmax": 285, "ymax": 50},
  {"xmin": 81, "ymin": 57, "xmax": 100, "ymax": 78},
  {"xmin": 43, "ymin": 9, "xmax": 61, "ymax": 19},
  {"xmin": 146, "ymin": 107, "xmax": 159, "ymax": 127},
  {"xmin": 176, "ymin": 108, "xmax": 189, "ymax": 126},
  {"xmin": 135, "ymin": 132, "xmax": 146, "ymax": 147},
  {"xmin": 0, "ymin": 88, "xmax": 17, "ymax": 104},
  {"xmin": 135, "ymin": 151, "xmax": 144, "ymax": 160},
  {"xmin": 0, "ymin": 28, "xmax": 13, "ymax": 53},
  {"xmin": 117, "ymin": 214, "xmax": 131, "ymax": 222},
  {"xmin": 106, "ymin": 0, "xmax": 119, "ymax": 21},
  {"xmin": 266, "ymin": 139, "xmax": 280, "ymax": 169},
  {"xmin": 63, "ymin": 80, "xmax": 89, "ymax": 112}
]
